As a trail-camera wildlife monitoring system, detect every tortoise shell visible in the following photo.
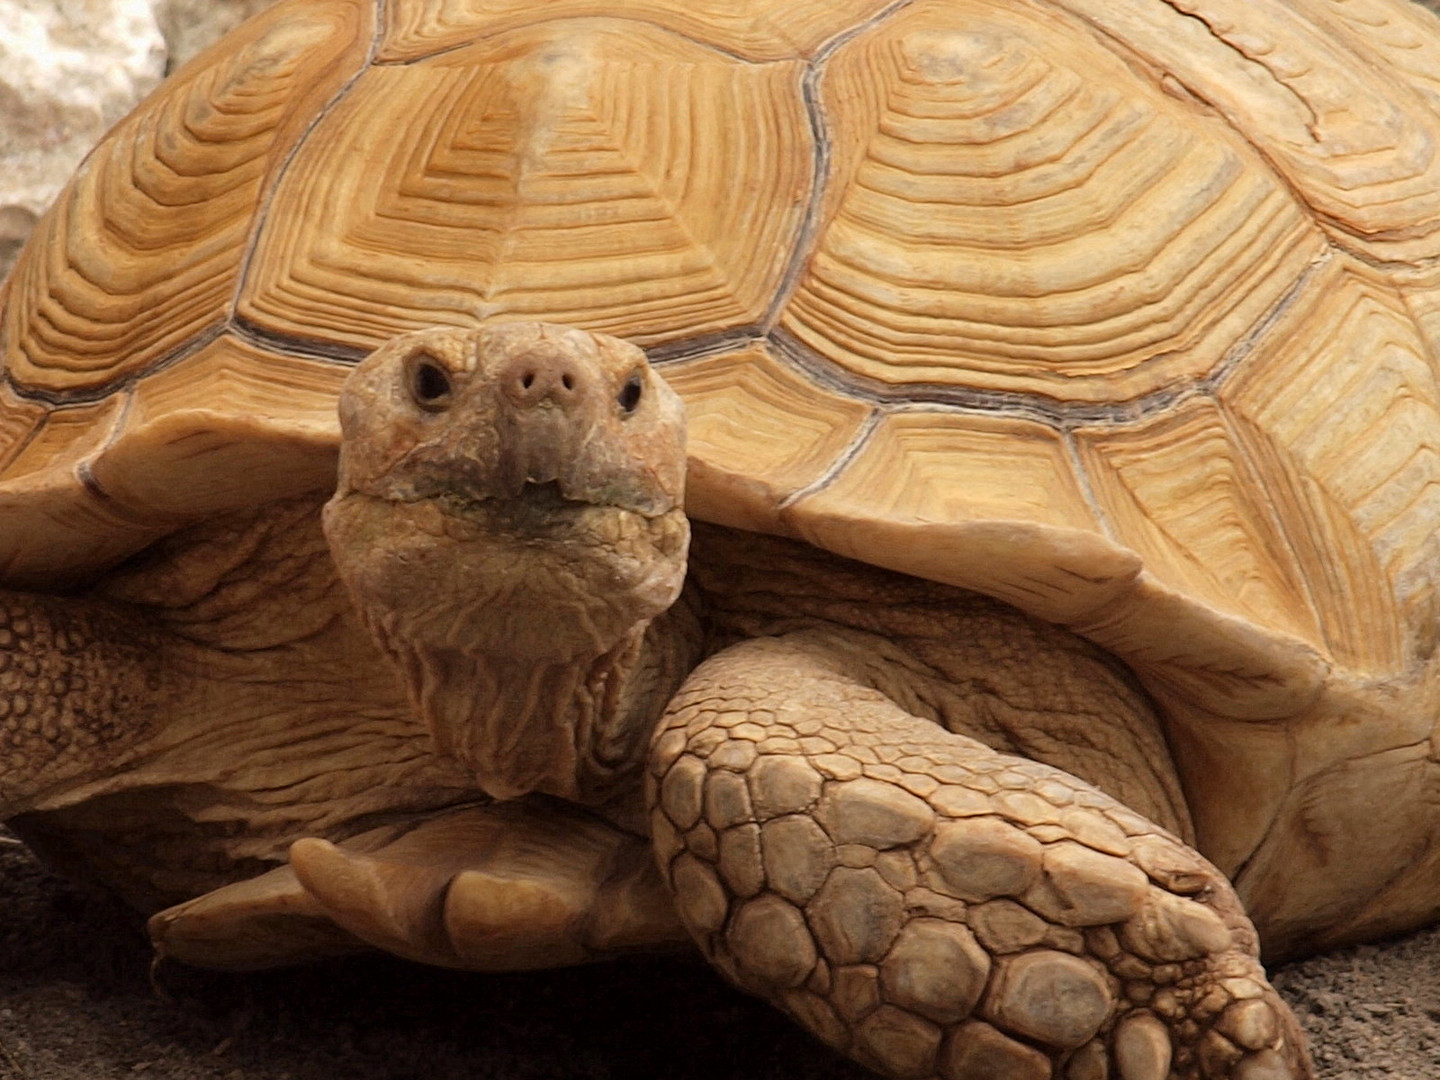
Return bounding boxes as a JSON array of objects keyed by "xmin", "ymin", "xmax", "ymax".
[{"xmin": 4, "ymin": 0, "xmax": 1440, "ymax": 878}]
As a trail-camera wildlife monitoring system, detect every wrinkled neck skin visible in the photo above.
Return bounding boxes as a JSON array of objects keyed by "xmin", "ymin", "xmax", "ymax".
[
  {"xmin": 376, "ymin": 587, "xmax": 702, "ymax": 811},
  {"xmin": 323, "ymin": 485, "xmax": 697, "ymax": 815}
]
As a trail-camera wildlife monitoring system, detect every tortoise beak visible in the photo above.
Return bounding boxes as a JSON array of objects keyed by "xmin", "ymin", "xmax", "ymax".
[{"xmin": 334, "ymin": 323, "xmax": 686, "ymax": 521}]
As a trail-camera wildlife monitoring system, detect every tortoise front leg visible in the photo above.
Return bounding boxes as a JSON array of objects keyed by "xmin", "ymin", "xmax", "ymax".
[
  {"xmin": 647, "ymin": 633, "xmax": 1311, "ymax": 1080},
  {"xmin": 152, "ymin": 799, "xmax": 689, "ymax": 971}
]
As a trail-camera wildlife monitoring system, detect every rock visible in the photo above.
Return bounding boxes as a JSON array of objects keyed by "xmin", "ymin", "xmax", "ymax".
[
  {"xmin": 0, "ymin": 0, "xmax": 282, "ymax": 281},
  {"xmin": 153, "ymin": 0, "xmax": 279, "ymax": 69},
  {"xmin": 0, "ymin": 0, "xmax": 165, "ymax": 277}
]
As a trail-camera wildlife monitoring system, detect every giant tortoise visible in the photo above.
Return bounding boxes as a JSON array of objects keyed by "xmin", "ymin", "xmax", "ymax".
[{"xmin": 5, "ymin": 0, "xmax": 1440, "ymax": 1077}]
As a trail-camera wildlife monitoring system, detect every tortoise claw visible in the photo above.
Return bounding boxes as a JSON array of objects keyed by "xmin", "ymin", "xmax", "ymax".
[
  {"xmin": 155, "ymin": 801, "xmax": 686, "ymax": 972},
  {"xmin": 291, "ymin": 803, "xmax": 686, "ymax": 969},
  {"xmin": 289, "ymin": 835, "xmax": 455, "ymax": 964},
  {"xmin": 148, "ymin": 861, "xmax": 369, "ymax": 970}
]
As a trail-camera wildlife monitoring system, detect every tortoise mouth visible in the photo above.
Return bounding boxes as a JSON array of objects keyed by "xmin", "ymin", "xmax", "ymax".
[
  {"xmin": 429, "ymin": 475, "xmax": 673, "ymax": 522},
  {"xmin": 418, "ymin": 479, "xmax": 663, "ymax": 547}
]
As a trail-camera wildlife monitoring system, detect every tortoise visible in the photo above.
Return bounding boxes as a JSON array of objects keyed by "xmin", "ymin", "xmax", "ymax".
[{"xmin": 4, "ymin": 0, "xmax": 1440, "ymax": 1074}]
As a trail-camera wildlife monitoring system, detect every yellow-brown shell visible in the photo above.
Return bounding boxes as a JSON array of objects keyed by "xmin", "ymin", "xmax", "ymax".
[{"xmin": 4, "ymin": 0, "xmax": 1440, "ymax": 733}]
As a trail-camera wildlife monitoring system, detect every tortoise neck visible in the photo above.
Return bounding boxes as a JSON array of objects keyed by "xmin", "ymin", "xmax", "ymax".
[
  {"xmin": 394, "ymin": 591, "xmax": 703, "ymax": 805},
  {"xmin": 432, "ymin": 632, "xmax": 648, "ymax": 803}
]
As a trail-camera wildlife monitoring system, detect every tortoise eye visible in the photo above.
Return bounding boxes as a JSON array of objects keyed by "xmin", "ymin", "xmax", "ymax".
[
  {"xmin": 409, "ymin": 354, "xmax": 453, "ymax": 410},
  {"xmin": 618, "ymin": 372, "xmax": 644, "ymax": 414}
]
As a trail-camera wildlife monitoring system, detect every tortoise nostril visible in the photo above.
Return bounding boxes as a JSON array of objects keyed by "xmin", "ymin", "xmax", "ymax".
[{"xmin": 501, "ymin": 352, "xmax": 588, "ymax": 410}]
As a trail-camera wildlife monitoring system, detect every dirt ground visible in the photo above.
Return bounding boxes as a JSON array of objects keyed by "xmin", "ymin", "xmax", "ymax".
[{"xmin": 1, "ymin": 831, "xmax": 1436, "ymax": 1080}]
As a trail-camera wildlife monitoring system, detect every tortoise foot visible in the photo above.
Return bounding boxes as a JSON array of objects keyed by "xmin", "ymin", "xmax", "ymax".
[
  {"xmin": 153, "ymin": 800, "xmax": 686, "ymax": 971},
  {"xmin": 649, "ymin": 636, "xmax": 1312, "ymax": 1080}
]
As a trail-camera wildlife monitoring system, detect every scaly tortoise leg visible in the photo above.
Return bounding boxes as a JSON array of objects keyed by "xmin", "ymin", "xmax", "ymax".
[
  {"xmin": 647, "ymin": 634, "xmax": 1310, "ymax": 1080},
  {"xmin": 152, "ymin": 800, "xmax": 687, "ymax": 971}
]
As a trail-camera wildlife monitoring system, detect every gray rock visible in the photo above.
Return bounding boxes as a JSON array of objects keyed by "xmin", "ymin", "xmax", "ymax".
[{"xmin": 0, "ymin": 0, "xmax": 280, "ymax": 282}]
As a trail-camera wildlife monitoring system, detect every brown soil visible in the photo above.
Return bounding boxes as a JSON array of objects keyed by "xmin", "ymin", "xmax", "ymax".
[{"xmin": 2, "ymin": 833, "xmax": 1437, "ymax": 1079}]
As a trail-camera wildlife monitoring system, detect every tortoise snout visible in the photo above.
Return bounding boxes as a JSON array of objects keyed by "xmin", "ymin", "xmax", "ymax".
[{"xmin": 499, "ymin": 350, "xmax": 590, "ymax": 412}]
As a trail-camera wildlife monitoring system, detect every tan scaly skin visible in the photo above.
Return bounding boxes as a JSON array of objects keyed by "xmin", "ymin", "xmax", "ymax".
[
  {"xmin": 0, "ymin": 322, "xmax": 1311, "ymax": 1079},
  {"xmin": 317, "ymin": 323, "xmax": 1310, "ymax": 1080}
]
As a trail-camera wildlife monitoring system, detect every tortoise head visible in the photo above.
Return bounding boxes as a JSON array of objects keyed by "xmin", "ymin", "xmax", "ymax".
[
  {"xmin": 323, "ymin": 322, "xmax": 689, "ymax": 665},
  {"xmin": 322, "ymin": 322, "xmax": 690, "ymax": 800}
]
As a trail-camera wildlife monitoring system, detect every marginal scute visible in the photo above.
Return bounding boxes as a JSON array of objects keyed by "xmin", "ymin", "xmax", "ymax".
[
  {"xmin": 1074, "ymin": 395, "xmax": 1324, "ymax": 656},
  {"xmin": 1073, "ymin": 576, "xmax": 1327, "ymax": 723},
  {"xmin": 0, "ymin": 384, "xmax": 47, "ymax": 475},
  {"xmin": 1310, "ymin": 0, "xmax": 1440, "ymax": 112},
  {"xmin": 788, "ymin": 410, "xmax": 1140, "ymax": 624},
  {"xmin": 87, "ymin": 337, "xmax": 345, "ymax": 519},
  {"xmin": 1219, "ymin": 258, "xmax": 1440, "ymax": 674},
  {"xmin": 0, "ymin": 395, "xmax": 165, "ymax": 589},
  {"xmin": 0, "ymin": 396, "xmax": 126, "ymax": 486},
  {"xmin": 664, "ymin": 346, "xmax": 871, "ymax": 536},
  {"xmin": 239, "ymin": 20, "xmax": 812, "ymax": 353}
]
